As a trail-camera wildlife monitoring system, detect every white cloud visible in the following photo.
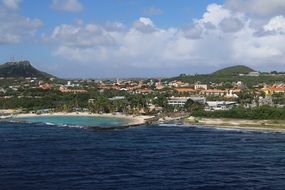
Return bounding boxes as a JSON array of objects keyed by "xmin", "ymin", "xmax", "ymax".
[
  {"xmin": 133, "ymin": 17, "xmax": 156, "ymax": 33},
  {"xmin": 49, "ymin": 3, "xmax": 285, "ymax": 75},
  {"xmin": 2, "ymin": 0, "xmax": 21, "ymax": 10},
  {"xmin": 183, "ymin": 24, "xmax": 203, "ymax": 39},
  {"xmin": 219, "ymin": 17, "xmax": 244, "ymax": 33},
  {"xmin": 202, "ymin": 4, "xmax": 231, "ymax": 25},
  {"xmin": 183, "ymin": 4, "xmax": 245, "ymax": 37},
  {"xmin": 51, "ymin": 0, "xmax": 83, "ymax": 12},
  {"xmin": 0, "ymin": 2, "xmax": 42, "ymax": 44},
  {"xmin": 264, "ymin": 16, "xmax": 285, "ymax": 33},
  {"xmin": 51, "ymin": 23, "xmax": 116, "ymax": 47},
  {"xmin": 225, "ymin": 0, "xmax": 285, "ymax": 17}
]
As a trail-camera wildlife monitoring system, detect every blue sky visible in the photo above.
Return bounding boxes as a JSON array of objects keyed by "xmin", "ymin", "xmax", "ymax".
[
  {"xmin": 1, "ymin": 0, "xmax": 285, "ymax": 78},
  {"xmin": 20, "ymin": 0, "xmax": 223, "ymax": 27}
]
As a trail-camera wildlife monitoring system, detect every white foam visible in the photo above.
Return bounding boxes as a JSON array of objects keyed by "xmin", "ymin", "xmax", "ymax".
[{"xmin": 44, "ymin": 122, "xmax": 55, "ymax": 126}]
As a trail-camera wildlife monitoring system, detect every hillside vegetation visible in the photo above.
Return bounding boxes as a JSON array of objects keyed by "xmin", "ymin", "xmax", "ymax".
[
  {"xmin": 166, "ymin": 65, "xmax": 285, "ymax": 87},
  {"xmin": 212, "ymin": 65, "xmax": 255, "ymax": 76}
]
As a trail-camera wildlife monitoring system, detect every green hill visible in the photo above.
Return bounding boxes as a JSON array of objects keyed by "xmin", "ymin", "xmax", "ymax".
[
  {"xmin": 212, "ymin": 65, "xmax": 255, "ymax": 76},
  {"xmin": 165, "ymin": 65, "xmax": 285, "ymax": 87},
  {"xmin": 0, "ymin": 60, "xmax": 54, "ymax": 78}
]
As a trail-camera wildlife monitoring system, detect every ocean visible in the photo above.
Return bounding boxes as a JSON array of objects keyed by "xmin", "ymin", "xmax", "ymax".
[{"xmin": 1, "ymin": 117, "xmax": 285, "ymax": 189}]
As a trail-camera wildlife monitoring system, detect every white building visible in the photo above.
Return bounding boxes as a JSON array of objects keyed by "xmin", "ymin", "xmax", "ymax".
[
  {"xmin": 108, "ymin": 96, "xmax": 125, "ymax": 101},
  {"xmin": 206, "ymin": 101, "xmax": 237, "ymax": 111},
  {"xmin": 248, "ymin": 72, "xmax": 260, "ymax": 77},
  {"xmin": 224, "ymin": 90, "xmax": 239, "ymax": 98},
  {"xmin": 168, "ymin": 96, "xmax": 206, "ymax": 106},
  {"xmin": 66, "ymin": 81, "xmax": 72, "ymax": 87},
  {"xmin": 194, "ymin": 84, "xmax": 208, "ymax": 90}
]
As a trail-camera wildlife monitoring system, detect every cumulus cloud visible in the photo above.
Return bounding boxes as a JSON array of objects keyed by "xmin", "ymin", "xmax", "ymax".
[
  {"xmin": 264, "ymin": 16, "xmax": 285, "ymax": 34},
  {"xmin": 51, "ymin": 23, "xmax": 116, "ymax": 47},
  {"xmin": 133, "ymin": 17, "xmax": 156, "ymax": 33},
  {"xmin": 202, "ymin": 4, "xmax": 231, "ymax": 25},
  {"xmin": 0, "ymin": 1, "xmax": 42, "ymax": 44},
  {"xmin": 49, "ymin": 3, "xmax": 285, "ymax": 75},
  {"xmin": 50, "ymin": 18, "xmax": 183, "ymax": 68},
  {"xmin": 2, "ymin": 0, "xmax": 21, "ymax": 10},
  {"xmin": 219, "ymin": 17, "xmax": 244, "ymax": 33},
  {"xmin": 225, "ymin": 0, "xmax": 285, "ymax": 17},
  {"xmin": 183, "ymin": 24, "xmax": 203, "ymax": 39},
  {"xmin": 183, "ymin": 4, "xmax": 245, "ymax": 37},
  {"xmin": 51, "ymin": 0, "xmax": 83, "ymax": 12}
]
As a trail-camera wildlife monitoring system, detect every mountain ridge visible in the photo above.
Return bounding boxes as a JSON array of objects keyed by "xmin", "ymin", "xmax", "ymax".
[{"xmin": 0, "ymin": 61, "xmax": 54, "ymax": 78}]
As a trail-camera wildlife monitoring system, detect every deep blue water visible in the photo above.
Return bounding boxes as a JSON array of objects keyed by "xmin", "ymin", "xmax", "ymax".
[{"xmin": 1, "ymin": 121, "xmax": 285, "ymax": 190}]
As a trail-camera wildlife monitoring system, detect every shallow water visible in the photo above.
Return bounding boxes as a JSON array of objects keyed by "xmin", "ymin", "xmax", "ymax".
[
  {"xmin": 12, "ymin": 115, "xmax": 130, "ymax": 127},
  {"xmin": 1, "ymin": 121, "xmax": 285, "ymax": 189}
]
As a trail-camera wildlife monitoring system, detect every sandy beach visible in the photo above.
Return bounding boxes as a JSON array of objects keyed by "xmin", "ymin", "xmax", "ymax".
[
  {"xmin": 183, "ymin": 117, "xmax": 285, "ymax": 132},
  {"xmin": 12, "ymin": 112, "xmax": 151, "ymax": 126}
]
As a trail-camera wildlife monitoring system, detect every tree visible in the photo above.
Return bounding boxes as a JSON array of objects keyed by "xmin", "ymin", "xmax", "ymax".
[
  {"xmin": 184, "ymin": 99, "xmax": 204, "ymax": 114},
  {"xmin": 237, "ymin": 90, "xmax": 255, "ymax": 105}
]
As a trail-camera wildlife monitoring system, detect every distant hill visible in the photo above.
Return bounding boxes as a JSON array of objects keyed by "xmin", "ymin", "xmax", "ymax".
[
  {"xmin": 212, "ymin": 65, "xmax": 255, "ymax": 76},
  {"xmin": 164, "ymin": 65, "xmax": 284, "ymax": 87},
  {"xmin": 0, "ymin": 61, "xmax": 54, "ymax": 78}
]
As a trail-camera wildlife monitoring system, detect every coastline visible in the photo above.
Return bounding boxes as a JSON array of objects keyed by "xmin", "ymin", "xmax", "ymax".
[
  {"xmin": 5, "ymin": 111, "xmax": 285, "ymax": 132},
  {"xmin": 11, "ymin": 112, "xmax": 151, "ymax": 126},
  {"xmin": 183, "ymin": 117, "xmax": 285, "ymax": 132}
]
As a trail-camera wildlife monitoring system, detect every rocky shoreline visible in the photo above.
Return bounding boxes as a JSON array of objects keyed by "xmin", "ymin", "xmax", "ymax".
[{"xmin": 182, "ymin": 117, "xmax": 285, "ymax": 132}]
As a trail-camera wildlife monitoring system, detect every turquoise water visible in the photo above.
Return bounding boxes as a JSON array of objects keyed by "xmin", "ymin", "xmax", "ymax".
[{"xmin": 12, "ymin": 115, "xmax": 130, "ymax": 127}]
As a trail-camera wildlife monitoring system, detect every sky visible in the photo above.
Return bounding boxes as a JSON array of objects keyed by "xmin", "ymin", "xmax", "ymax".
[{"xmin": 1, "ymin": 0, "xmax": 285, "ymax": 78}]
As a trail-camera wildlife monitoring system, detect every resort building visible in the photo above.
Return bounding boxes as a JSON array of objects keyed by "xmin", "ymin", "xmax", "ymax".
[
  {"xmin": 168, "ymin": 80, "xmax": 189, "ymax": 87},
  {"xmin": 205, "ymin": 101, "xmax": 237, "ymax": 111},
  {"xmin": 224, "ymin": 90, "xmax": 239, "ymax": 98},
  {"xmin": 168, "ymin": 96, "xmax": 206, "ymax": 106},
  {"xmin": 59, "ymin": 86, "xmax": 87, "ymax": 94},
  {"xmin": 200, "ymin": 89, "xmax": 226, "ymax": 96},
  {"xmin": 168, "ymin": 97, "xmax": 190, "ymax": 106},
  {"xmin": 194, "ymin": 84, "xmax": 208, "ymax": 90},
  {"xmin": 261, "ymin": 85, "xmax": 285, "ymax": 96},
  {"xmin": 135, "ymin": 88, "xmax": 153, "ymax": 94}
]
